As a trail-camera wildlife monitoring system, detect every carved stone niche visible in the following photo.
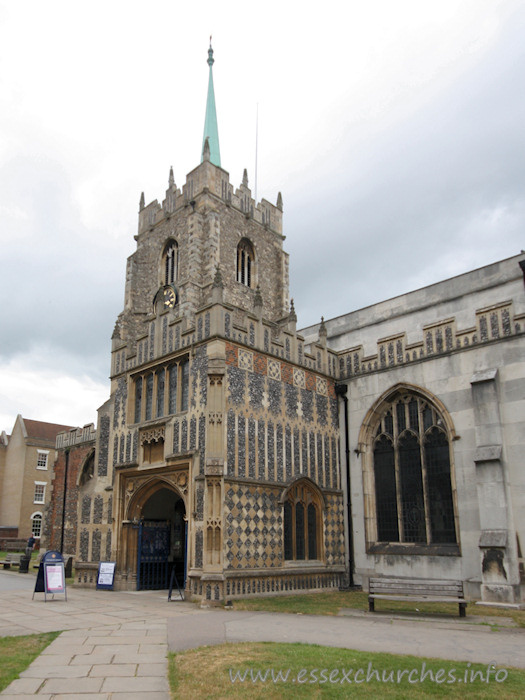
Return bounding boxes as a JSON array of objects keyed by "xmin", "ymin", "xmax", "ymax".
[{"xmin": 140, "ymin": 425, "xmax": 166, "ymax": 464}]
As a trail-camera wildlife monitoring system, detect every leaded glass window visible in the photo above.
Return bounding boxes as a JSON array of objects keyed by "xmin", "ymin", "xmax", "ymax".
[
  {"xmin": 134, "ymin": 378, "xmax": 142, "ymax": 423},
  {"xmin": 145, "ymin": 373, "xmax": 154, "ymax": 421},
  {"xmin": 372, "ymin": 394, "xmax": 457, "ymax": 546},
  {"xmin": 180, "ymin": 359, "xmax": 189, "ymax": 411},
  {"xmin": 169, "ymin": 365, "xmax": 178, "ymax": 414},
  {"xmin": 156, "ymin": 368, "xmax": 165, "ymax": 417},
  {"xmin": 283, "ymin": 480, "xmax": 322, "ymax": 561},
  {"xmin": 132, "ymin": 356, "xmax": 189, "ymax": 424}
]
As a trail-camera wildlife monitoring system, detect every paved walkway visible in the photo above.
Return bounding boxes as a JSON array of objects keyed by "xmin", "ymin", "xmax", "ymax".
[{"xmin": 0, "ymin": 570, "xmax": 523, "ymax": 698}]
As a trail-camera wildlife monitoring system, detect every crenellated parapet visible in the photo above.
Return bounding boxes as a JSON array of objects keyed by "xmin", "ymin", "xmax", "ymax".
[
  {"xmin": 336, "ymin": 299, "xmax": 525, "ymax": 379},
  {"xmin": 110, "ymin": 298, "xmax": 339, "ymax": 383},
  {"xmin": 56, "ymin": 424, "xmax": 97, "ymax": 449},
  {"xmin": 137, "ymin": 160, "xmax": 282, "ymax": 238}
]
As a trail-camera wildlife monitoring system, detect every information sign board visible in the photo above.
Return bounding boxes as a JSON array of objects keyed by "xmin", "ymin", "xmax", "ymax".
[
  {"xmin": 32, "ymin": 551, "xmax": 67, "ymax": 601},
  {"xmin": 96, "ymin": 562, "xmax": 116, "ymax": 590}
]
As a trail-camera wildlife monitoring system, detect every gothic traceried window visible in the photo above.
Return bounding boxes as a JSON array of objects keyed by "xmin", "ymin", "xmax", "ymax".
[
  {"xmin": 132, "ymin": 357, "xmax": 189, "ymax": 424},
  {"xmin": 236, "ymin": 239, "xmax": 255, "ymax": 287},
  {"xmin": 283, "ymin": 480, "xmax": 322, "ymax": 561},
  {"xmin": 370, "ymin": 392, "xmax": 457, "ymax": 548}
]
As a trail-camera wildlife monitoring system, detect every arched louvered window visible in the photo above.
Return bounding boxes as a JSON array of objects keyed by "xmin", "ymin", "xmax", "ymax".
[
  {"xmin": 236, "ymin": 239, "xmax": 255, "ymax": 287},
  {"xmin": 163, "ymin": 241, "xmax": 178, "ymax": 285},
  {"xmin": 371, "ymin": 393, "xmax": 457, "ymax": 546}
]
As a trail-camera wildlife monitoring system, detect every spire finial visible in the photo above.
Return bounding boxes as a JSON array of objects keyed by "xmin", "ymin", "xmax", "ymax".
[
  {"xmin": 139, "ymin": 192, "xmax": 145, "ymax": 210},
  {"xmin": 169, "ymin": 166, "xmax": 174, "ymax": 188},
  {"xmin": 202, "ymin": 41, "xmax": 221, "ymax": 166},
  {"xmin": 242, "ymin": 169, "xmax": 248, "ymax": 187}
]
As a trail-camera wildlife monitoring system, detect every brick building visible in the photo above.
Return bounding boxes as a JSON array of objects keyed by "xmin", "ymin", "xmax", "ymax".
[{"xmin": 0, "ymin": 415, "xmax": 74, "ymax": 544}]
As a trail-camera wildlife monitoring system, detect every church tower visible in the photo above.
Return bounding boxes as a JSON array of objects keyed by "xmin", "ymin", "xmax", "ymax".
[{"xmin": 70, "ymin": 45, "xmax": 344, "ymax": 600}]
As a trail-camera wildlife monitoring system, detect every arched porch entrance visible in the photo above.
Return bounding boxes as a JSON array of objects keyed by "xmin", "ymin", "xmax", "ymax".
[{"xmin": 128, "ymin": 482, "xmax": 187, "ymax": 591}]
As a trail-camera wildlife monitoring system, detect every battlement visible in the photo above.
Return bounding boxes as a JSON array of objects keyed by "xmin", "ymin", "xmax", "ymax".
[
  {"xmin": 110, "ymin": 296, "xmax": 338, "ymax": 382},
  {"xmin": 56, "ymin": 423, "xmax": 97, "ymax": 449},
  {"xmin": 137, "ymin": 160, "xmax": 283, "ymax": 237}
]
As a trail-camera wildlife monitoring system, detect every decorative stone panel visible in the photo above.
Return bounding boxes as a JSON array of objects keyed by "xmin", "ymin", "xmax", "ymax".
[{"xmin": 224, "ymin": 485, "xmax": 282, "ymax": 569}]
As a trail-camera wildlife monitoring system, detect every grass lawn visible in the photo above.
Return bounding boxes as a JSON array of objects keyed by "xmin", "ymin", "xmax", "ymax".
[
  {"xmin": 231, "ymin": 590, "xmax": 525, "ymax": 627},
  {"xmin": 0, "ymin": 632, "xmax": 60, "ymax": 692},
  {"xmin": 170, "ymin": 642, "xmax": 525, "ymax": 698}
]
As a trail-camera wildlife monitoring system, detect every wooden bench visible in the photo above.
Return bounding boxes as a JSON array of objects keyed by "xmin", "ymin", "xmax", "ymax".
[
  {"xmin": 2, "ymin": 553, "xmax": 22, "ymax": 570},
  {"xmin": 368, "ymin": 577, "xmax": 467, "ymax": 617}
]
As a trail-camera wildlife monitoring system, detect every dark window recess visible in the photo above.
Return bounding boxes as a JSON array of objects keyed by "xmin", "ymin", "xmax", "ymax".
[
  {"xmin": 236, "ymin": 239, "xmax": 255, "ymax": 287},
  {"xmin": 284, "ymin": 502, "xmax": 293, "ymax": 560},
  {"xmin": 145, "ymin": 373, "xmax": 154, "ymax": 420},
  {"xmin": 307, "ymin": 504, "xmax": 317, "ymax": 560},
  {"xmin": 283, "ymin": 480, "xmax": 322, "ymax": 561},
  {"xmin": 156, "ymin": 369, "xmax": 165, "ymax": 417},
  {"xmin": 374, "ymin": 435, "xmax": 398, "ymax": 541},
  {"xmin": 373, "ymin": 395, "xmax": 457, "ymax": 547}
]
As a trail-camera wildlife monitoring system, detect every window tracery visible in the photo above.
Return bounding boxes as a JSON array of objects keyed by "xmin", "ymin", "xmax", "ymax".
[
  {"xmin": 366, "ymin": 390, "xmax": 457, "ymax": 548},
  {"xmin": 133, "ymin": 357, "xmax": 189, "ymax": 424},
  {"xmin": 283, "ymin": 480, "xmax": 322, "ymax": 561}
]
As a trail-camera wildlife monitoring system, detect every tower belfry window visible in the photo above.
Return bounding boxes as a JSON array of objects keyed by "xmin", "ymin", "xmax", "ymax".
[
  {"xmin": 236, "ymin": 239, "xmax": 254, "ymax": 287},
  {"xmin": 164, "ymin": 242, "xmax": 178, "ymax": 285}
]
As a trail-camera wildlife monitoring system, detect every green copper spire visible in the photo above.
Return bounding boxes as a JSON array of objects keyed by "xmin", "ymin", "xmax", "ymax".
[{"xmin": 201, "ymin": 39, "xmax": 221, "ymax": 167}]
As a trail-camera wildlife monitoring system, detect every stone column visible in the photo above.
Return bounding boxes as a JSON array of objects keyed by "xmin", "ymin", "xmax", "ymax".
[{"xmin": 471, "ymin": 369, "xmax": 519, "ymax": 602}]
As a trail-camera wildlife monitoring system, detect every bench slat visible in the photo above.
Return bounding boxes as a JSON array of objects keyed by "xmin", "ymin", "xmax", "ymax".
[
  {"xmin": 370, "ymin": 594, "xmax": 467, "ymax": 603},
  {"xmin": 367, "ymin": 577, "xmax": 467, "ymax": 617}
]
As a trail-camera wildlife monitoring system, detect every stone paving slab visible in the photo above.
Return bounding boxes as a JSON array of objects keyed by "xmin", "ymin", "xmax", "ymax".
[
  {"xmin": 111, "ymin": 651, "xmax": 168, "ymax": 665},
  {"xmin": 137, "ymin": 663, "xmax": 168, "ymax": 676},
  {"xmin": 20, "ymin": 665, "xmax": 93, "ymax": 679},
  {"xmin": 88, "ymin": 664, "xmax": 137, "ymax": 677},
  {"xmin": 1, "ymin": 695, "xmax": 53, "ymax": 700},
  {"xmin": 39, "ymin": 678, "xmax": 104, "ymax": 694},
  {"xmin": 68, "ymin": 652, "xmax": 116, "ymax": 666},
  {"xmin": 101, "ymin": 676, "xmax": 169, "ymax": 693},
  {"xmin": 0, "ymin": 678, "xmax": 44, "ymax": 695}
]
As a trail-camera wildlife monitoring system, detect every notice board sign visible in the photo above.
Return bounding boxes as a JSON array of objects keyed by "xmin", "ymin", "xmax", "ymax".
[
  {"xmin": 96, "ymin": 562, "xmax": 116, "ymax": 590},
  {"xmin": 33, "ymin": 551, "xmax": 67, "ymax": 602}
]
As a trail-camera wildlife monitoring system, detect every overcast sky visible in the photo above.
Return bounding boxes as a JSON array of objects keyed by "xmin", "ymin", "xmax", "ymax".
[{"xmin": 1, "ymin": 0, "xmax": 524, "ymax": 431}]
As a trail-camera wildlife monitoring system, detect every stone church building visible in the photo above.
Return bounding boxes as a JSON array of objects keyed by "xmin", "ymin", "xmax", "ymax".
[{"xmin": 45, "ymin": 46, "xmax": 525, "ymax": 605}]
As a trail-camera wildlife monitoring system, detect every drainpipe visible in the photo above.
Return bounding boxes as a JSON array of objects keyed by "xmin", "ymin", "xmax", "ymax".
[
  {"xmin": 335, "ymin": 383, "xmax": 354, "ymax": 587},
  {"xmin": 59, "ymin": 448, "xmax": 69, "ymax": 554}
]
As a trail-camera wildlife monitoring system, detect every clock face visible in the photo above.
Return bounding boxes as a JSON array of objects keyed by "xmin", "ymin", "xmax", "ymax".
[{"xmin": 163, "ymin": 286, "xmax": 176, "ymax": 308}]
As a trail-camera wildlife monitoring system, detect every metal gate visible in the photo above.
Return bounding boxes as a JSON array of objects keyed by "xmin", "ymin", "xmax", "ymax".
[{"xmin": 137, "ymin": 520, "xmax": 170, "ymax": 590}]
